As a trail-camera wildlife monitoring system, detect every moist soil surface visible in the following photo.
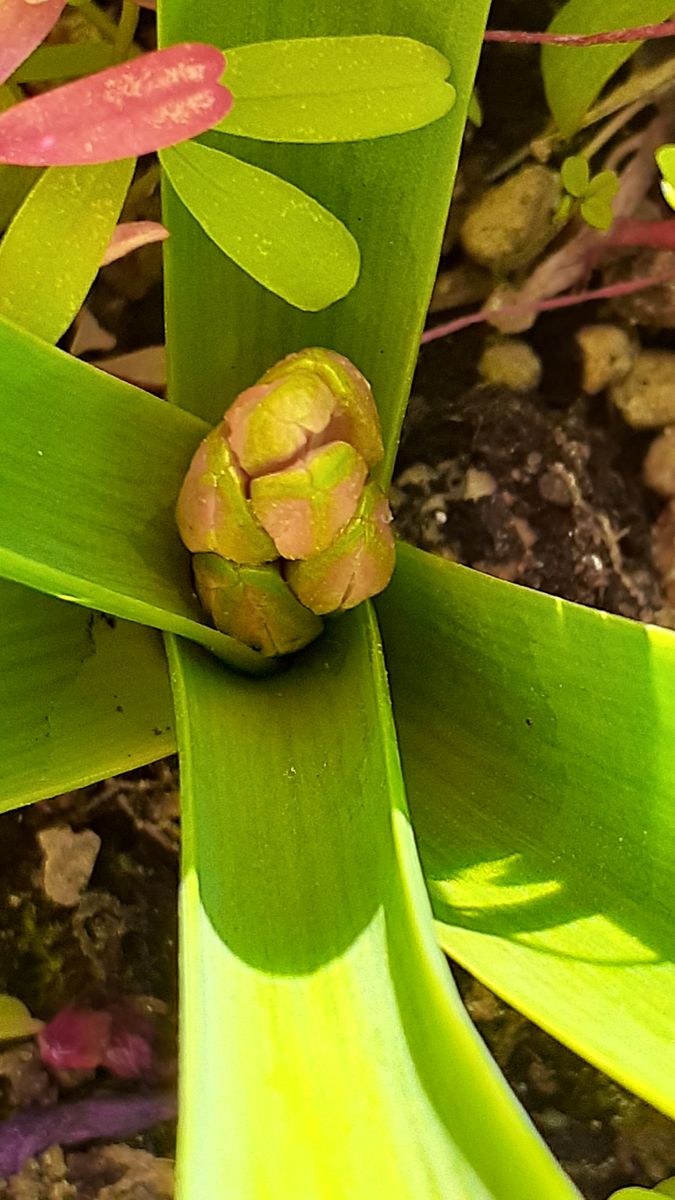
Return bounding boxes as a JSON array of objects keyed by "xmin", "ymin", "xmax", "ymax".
[{"xmin": 2, "ymin": 0, "xmax": 675, "ymax": 1196}]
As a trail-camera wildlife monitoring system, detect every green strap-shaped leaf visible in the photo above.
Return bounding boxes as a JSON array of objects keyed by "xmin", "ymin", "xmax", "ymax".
[
  {"xmin": 0, "ymin": 578, "xmax": 175, "ymax": 813},
  {"xmin": 0, "ymin": 314, "xmax": 271, "ymax": 674},
  {"xmin": 0, "ymin": 159, "xmax": 134, "ymax": 343},
  {"xmin": 217, "ymin": 35, "xmax": 455, "ymax": 143},
  {"xmin": 12, "ymin": 40, "xmax": 115, "ymax": 83},
  {"xmin": 159, "ymin": 1, "xmax": 486, "ymax": 472},
  {"xmin": 542, "ymin": 0, "xmax": 675, "ymax": 137},
  {"xmin": 168, "ymin": 609, "xmax": 579, "ymax": 1200},
  {"xmin": 376, "ymin": 543, "xmax": 675, "ymax": 1118},
  {"xmin": 160, "ymin": 141, "xmax": 359, "ymax": 312}
]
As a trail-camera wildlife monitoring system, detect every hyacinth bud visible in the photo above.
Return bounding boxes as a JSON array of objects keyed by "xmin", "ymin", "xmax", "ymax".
[
  {"xmin": 176, "ymin": 423, "xmax": 277, "ymax": 565},
  {"xmin": 193, "ymin": 553, "xmax": 322, "ymax": 657},
  {"xmin": 177, "ymin": 348, "xmax": 396, "ymax": 657},
  {"xmin": 250, "ymin": 441, "xmax": 368, "ymax": 560},
  {"xmin": 285, "ymin": 482, "xmax": 395, "ymax": 615}
]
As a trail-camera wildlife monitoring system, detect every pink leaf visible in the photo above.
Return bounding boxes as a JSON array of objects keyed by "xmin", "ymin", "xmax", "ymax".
[
  {"xmin": 101, "ymin": 220, "xmax": 169, "ymax": 266},
  {"xmin": 0, "ymin": 43, "xmax": 232, "ymax": 165},
  {"xmin": 0, "ymin": 0, "xmax": 67, "ymax": 87},
  {"xmin": 39, "ymin": 1007, "xmax": 112, "ymax": 1071}
]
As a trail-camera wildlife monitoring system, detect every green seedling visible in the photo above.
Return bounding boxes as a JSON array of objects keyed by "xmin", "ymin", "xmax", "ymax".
[{"xmin": 558, "ymin": 154, "xmax": 619, "ymax": 230}]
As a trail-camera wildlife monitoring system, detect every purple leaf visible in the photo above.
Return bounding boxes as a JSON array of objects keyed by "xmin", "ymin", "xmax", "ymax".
[
  {"xmin": 0, "ymin": 43, "xmax": 232, "ymax": 165},
  {"xmin": 0, "ymin": 1092, "xmax": 176, "ymax": 1178},
  {"xmin": 0, "ymin": 0, "xmax": 67, "ymax": 87}
]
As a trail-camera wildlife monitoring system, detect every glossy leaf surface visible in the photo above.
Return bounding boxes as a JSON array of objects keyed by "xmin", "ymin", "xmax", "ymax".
[
  {"xmin": 376, "ymin": 543, "xmax": 675, "ymax": 1117},
  {"xmin": 0, "ymin": 0, "xmax": 66, "ymax": 86},
  {"xmin": 0, "ymin": 579, "xmax": 174, "ymax": 813},
  {"xmin": 0, "ymin": 44, "xmax": 232, "ymax": 165},
  {"xmin": 160, "ymin": 1, "xmax": 486, "ymax": 479},
  {"xmin": 542, "ymin": 0, "xmax": 675, "ymax": 136},
  {"xmin": 0, "ymin": 314, "xmax": 271, "ymax": 674},
  {"xmin": 160, "ymin": 140, "xmax": 360, "ymax": 311},
  {"xmin": 169, "ymin": 610, "xmax": 579, "ymax": 1200},
  {"xmin": 0, "ymin": 159, "xmax": 134, "ymax": 342},
  {"xmin": 218, "ymin": 35, "xmax": 455, "ymax": 142}
]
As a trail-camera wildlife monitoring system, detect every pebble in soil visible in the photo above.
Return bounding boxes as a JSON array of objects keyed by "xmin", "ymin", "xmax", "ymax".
[
  {"xmin": 0, "ymin": 763, "xmax": 179, "ymax": 1198},
  {"xmin": 393, "ymin": 330, "xmax": 663, "ymax": 624}
]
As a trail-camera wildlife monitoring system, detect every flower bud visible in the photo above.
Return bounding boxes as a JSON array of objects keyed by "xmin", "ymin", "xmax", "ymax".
[
  {"xmin": 250, "ymin": 441, "xmax": 368, "ymax": 560},
  {"xmin": 193, "ymin": 553, "xmax": 323, "ymax": 657},
  {"xmin": 285, "ymin": 482, "xmax": 395, "ymax": 615},
  {"xmin": 176, "ymin": 423, "xmax": 276, "ymax": 565},
  {"xmin": 226, "ymin": 371, "xmax": 337, "ymax": 478},
  {"xmin": 259, "ymin": 348, "xmax": 384, "ymax": 469},
  {"xmin": 177, "ymin": 348, "xmax": 396, "ymax": 658}
]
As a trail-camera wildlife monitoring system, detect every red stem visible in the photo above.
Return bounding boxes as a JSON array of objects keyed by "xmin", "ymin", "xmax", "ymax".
[
  {"xmin": 608, "ymin": 218, "xmax": 675, "ymax": 249},
  {"xmin": 484, "ymin": 22, "xmax": 675, "ymax": 46},
  {"xmin": 421, "ymin": 272, "xmax": 675, "ymax": 345}
]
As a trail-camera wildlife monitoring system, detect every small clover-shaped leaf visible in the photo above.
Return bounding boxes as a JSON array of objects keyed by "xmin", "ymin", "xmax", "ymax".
[
  {"xmin": 560, "ymin": 153, "xmax": 589, "ymax": 197},
  {"xmin": 559, "ymin": 155, "xmax": 618, "ymax": 231},
  {"xmin": 656, "ymin": 144, "xmax": 675, "ymax": 210},
  {"xmin": 580, "ymin": 168, "xmax": 619, "ymax": 230}
]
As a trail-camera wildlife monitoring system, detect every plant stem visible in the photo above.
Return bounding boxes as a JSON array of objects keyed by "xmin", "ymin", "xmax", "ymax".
[
  {"xmin": 421, "ymin": 272, "xmax": 675, "ymax": 344},
  {"xmin": 485, "ymin": 22, "xmax": 675, "ymax": 46}
]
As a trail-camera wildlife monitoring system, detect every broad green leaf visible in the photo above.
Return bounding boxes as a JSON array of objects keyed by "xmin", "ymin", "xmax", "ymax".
[
  {"xmin": 160, "ymin": 141, "xmax": 360, "ymax": 311},
  {"xmin": 0, "ymin": 314, "xmax": 271, "ymax": 675},
  {"xmin": 217, "ymin": 36, "xmax": 455, "ymax": 143},
  {"xmin": 12, "ymin": 40, "xmax": 115, "ymax": 84},
  {"xmin": 542, "ymin": 1, "xmax": 675, "ymax": 137},
  {"xmin": 0, "ymin": 164, "xmax": 39, "ymax": 235},
  {"xmin": 0, "ymin": 159, "xmax": 134, "ymax": 342},
  {"xmin": 0, "ymin": 578, "xmax": 175, "ymax": 813},
  {"xmin": 0, "ymin": 88, "xmax": 40, "ymax": 235},
  {"xmin": 159, "ymin": 0, "xmax": 487, "ymax": 481},
  {"xmin": 168, "ymin": 608, "xmax": 579, "ymax": 1200},
  {"xmin": 376, "ymin": 544, "xmax": 675, "ymax": 1118}
]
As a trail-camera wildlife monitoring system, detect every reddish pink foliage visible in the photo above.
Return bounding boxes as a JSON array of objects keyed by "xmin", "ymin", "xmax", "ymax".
[
  {"xmin": 39, "ymin": 1008, "xmax": 111, "ymax": 1072},
  {"xmin": 38, "ymin": 1004, "xmax": 156, "ymax": 1079},
  {"xmin": 0, "ymin": 0, "xmax": 67, "ymax": 87},
  {"xmin": 484, "ymin": 22, "xmax": 675, "ymax": 46},
  {"xmin": 0, "ymin": 43, "xmax": 232, "ymax": 165},
  {"xmin": 102, "ymin": 220, "xmax": 169, "ymax": 266}
]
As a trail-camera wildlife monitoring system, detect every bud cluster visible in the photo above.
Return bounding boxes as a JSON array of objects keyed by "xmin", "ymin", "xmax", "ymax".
[{"xmin": 176, "ymin": 348, "xmax": 395, "ymax": 656}]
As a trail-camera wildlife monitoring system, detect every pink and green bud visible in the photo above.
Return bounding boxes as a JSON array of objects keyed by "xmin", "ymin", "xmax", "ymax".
[
  {"xmin": 285, "ymin": 482, "xmax": 395, "ymax": 615},
  {"xmin": 225, "ymin": 370, "xmax": 337, "ymax": 478},
  {"xmin": 250, "ymin": 441, "xmax": 368, "ymax": 560},
  {"xmin": 193, "ymin": 553, "xmax": 323, "ymax": 657},
  {"xmin": 259, "ymin": 348, "xmax": 384, "ymax": 469},
  {"xmin": 176, "ymin": 423, "xmax": 277, "ymax": 565},
  {"xmin": 177, "ymin": 348, "xmax": 395, "ymax": 657}
]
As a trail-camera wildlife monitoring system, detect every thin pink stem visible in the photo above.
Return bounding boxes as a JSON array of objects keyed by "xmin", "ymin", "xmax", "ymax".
[
  {"xmin": 607, "ymin": 218, "xmax": 675, "ymax": 250},
  {"xmin": 421, "ymin": 272, "xmax": 675, "ymax": 345},
  {"xmin": 484, "ymin": 22, "xmax": 675, "ymax": 46}
]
